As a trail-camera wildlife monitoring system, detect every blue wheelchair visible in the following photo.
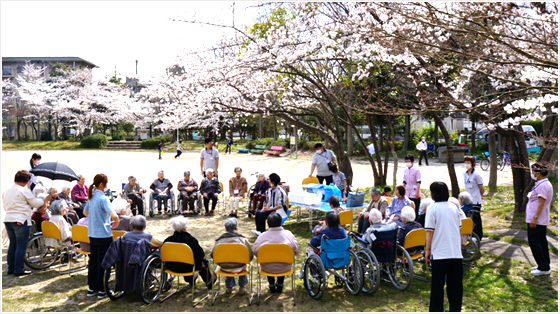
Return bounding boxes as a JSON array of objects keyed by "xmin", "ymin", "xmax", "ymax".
[
  {"xmin": 302, "ymin": 236, "xmax": 363, "ymax": 300},
  {"xmin": 148, "ymin": 190, "xmax": 177, "ymax": 217}
]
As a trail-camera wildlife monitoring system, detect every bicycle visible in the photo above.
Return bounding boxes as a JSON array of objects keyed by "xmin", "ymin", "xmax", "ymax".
[
  {"xmin": 498, "ymin": 151, "xmax": 510, "ymax": 171},
  {"xmin": 479, "ymin": 152, "xmax": 490, "ymax": 171}
]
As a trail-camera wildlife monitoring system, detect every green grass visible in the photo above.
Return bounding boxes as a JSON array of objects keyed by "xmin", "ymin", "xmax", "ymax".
[{"xmin": 2, "ymin": 140, "xmax": 81, "ymax": 151}]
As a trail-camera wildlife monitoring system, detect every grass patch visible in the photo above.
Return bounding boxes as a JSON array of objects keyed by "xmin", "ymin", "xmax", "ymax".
[{"xmin": 2, "ymin": 140, "xmax": 81, "ymax": 151}]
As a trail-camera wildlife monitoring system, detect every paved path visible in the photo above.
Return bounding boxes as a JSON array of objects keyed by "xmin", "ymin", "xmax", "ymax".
[{"xmin": 481, "ymin": 229, "xmax": 558, "ymax": 271}]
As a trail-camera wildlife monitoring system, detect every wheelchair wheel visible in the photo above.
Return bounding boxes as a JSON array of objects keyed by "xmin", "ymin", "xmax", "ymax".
[
  {"xmin": 104, "ymin": 263, "xmax": 125, "ymax": 300},
  {"xmin": 356, "ymin": 248, "xmax": 381, "ymax": 295},
  {"xmin": 149, "ymin": 195, "xmax": 155, "ymax": 217},
  {"xmin": 462, "ymin": 236, "xmax": 479, "ymax": 263},
  {"xmin": 303, "ymin": 253, "xmax": 326, "ymax": 300},
  {"xmin": 344, "ymin": 250, "xmax": 364, "ymax": 295},
  {"xmin": 140, "ymin": 254, "xmax": 170, "ymax": 304},
  {"xmin": 389, "ymin": 245, "xmax": 413, "ymax": 291},
  {"xmin": 170, "ymin": 193, "xmax": 177, "ymax": 214},
  {"xmin": 24, "ymin": 234, "xmax": 59, "ymax": 270},
  {"xmin": 480, "ymin": 159, "xmax": 489, "ymax": 171},
  {"xmin": 473, "ymin": 233, "xmax": 481, "ymax": 258}
]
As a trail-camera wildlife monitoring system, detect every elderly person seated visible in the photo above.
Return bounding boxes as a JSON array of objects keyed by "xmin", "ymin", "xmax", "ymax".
[
  {"xmin": 312, "ymin": 195, "xmax": 347, "ymax": 236},
  {"xmin": 44, "ymin": 200, "xmax": 73, "ymax": 248},
  {"xmin": 228, "ymin": 166, "xmax": 248, "ymax": 218},
  {"xmin": 210, "ymin": 218, "xmax": 253, "ymax": 295},
  {"xmin": 121, "ymin": 215, "xmax": 162, "ymax": 247},
  {"xmin": 163, "ymin": 216, "xmax": 217, "ymax": 289},
  {"xmin": 253, "ymin": 212, "xmax": 299, "ymax": 293},
  {"xmin": 458, "ymin": 192, "xmax": 474, "ymax": 215},
  {"xmin": 253, "ymin": 173, "xmax": 288, "ymax": 235},
  {"xmin": 448, "ymin": 197, "xmax": 467, "ymax": 245},
  {"xmin": 248, "ymin": 173, "xmax": 270, "ymax": 215},
  {"xmin": 310, "ymin": 212, "xmax": 347, "ymax": 248},
  {"xmin": 59, "ymin": 186, "xmax": 85, "ymax": 218},
  {"xmin": 123, "ymin": 175, "xmax": 146, "ymax": 216},
  {"xmin": 358, "ymin": 187, "xmax": 389, "ymax": 235},
  {"xmin": 71, "ymin": 175, "xmax": 88, "ymax": 206},
  {"xmin": 396, "ymin": 206, "xmax": 423, "ymax": 248},
  {"xmin": 417, "ymin": 197, "xmax": 434, "ymax": 227},
  {"xmin": 177, "ymin": 171, "xmax": 198, "ymax": 213},
  {"xmin": 149, "ymin": 170, "xmax": 173, "ymax": 214},
  {"xmin": 385, "ymin": 185, "xmax": 412, "ymax": 222},
  {"xmin": 31, "ymin": 194, "xmax": 51, "ymax": 232},
  {"xmin": 113, "ymin": 204, "xmax": 133, "ymax": 232},
  {"xmin": 199, "ymin": 168, "xmax": 221, "ymax": 216}
]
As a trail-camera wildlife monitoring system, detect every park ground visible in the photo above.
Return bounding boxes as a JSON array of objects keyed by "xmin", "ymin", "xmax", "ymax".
[{"xmin": 1, "ymin": 148, "xmax": 558, "ymax": 312}]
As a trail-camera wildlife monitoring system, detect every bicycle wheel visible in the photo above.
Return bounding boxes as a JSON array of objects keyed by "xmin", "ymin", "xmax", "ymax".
[
  {"xmin": 499, "ymin": 159, "xmax": 506, "ymax": 171},
  {"xmin": 356, "ymin": 248, "xmax": 381, "ymax": 295},
  {"xmin": 24, "ymin": 234, "xmax": 59, "ymax": 270},
  {"xmin": 480, "ymin": 159, "xmax": 489, "ymax": 171},
  {"xmin": 344, "ymin": 251, "xmax": 364, "ymax": 295},
  {"xmin": 104, "ymin": 263, "xmax": 125, "ymax": 301},
  {"xmin": 303, "ymin": 253, "xmax": 326, "ymax": 300},
  {"xmin": 389, "ymin": 245, "xmax": 413, "ymax": 291}
]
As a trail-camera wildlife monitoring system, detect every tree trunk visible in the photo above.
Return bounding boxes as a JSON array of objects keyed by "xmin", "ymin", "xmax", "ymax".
[
  {"xmin": 259, "ymin": 113, "xmax": 263, "ymax": 139},
  {"xmin": 387, "ymin": 116, "xmax": 399, "ymax": 190},
  {"xmin": 471, "ymin": 119, "xmax": 476, "ymax": 150},
  {"xmin": 16, "ymin": 117, "xmax": 22, "ymax": 141},
  {"xmin": 488, "ymin": 127, "xmax": 497, "ymax": 189},
  {"xmin": 366, "ymin": 114, "xmax": 386, "ymax": 186},
  {"xmin": 400, "ymin": 115, "xmax": 410, "ymax": 154},
  {"xmin": 434, "ymin": 122, "xmax": 439, "ymax": 145},
  {"xmin": 503, "ymin": 130, "xmax": 527, "ymax": 213},
  {"xmin": 273, "ymin": 115, "xmax": 278, "ymax": 140},
  {"xmin": 431, "ymin": 113, "xmax": 460, "ymax": 197}
]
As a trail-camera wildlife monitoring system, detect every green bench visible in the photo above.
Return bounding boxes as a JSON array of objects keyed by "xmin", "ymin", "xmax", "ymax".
[{"xmin": 250, "ymin": 144, "xmax": 267, "ymax": 154}]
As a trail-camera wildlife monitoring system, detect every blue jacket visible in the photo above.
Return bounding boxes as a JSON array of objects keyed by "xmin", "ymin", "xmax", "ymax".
[{"xmin": 310, "ymin": 226, "xmax": 347, "ymax": 248}]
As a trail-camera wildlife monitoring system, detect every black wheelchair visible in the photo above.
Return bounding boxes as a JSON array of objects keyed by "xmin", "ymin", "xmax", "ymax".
[
  {"xmin": 302, "ymin": 235, "xmax": 364, "ymax": 300},
  {"xmin": 24, "ymin": 221, "xmax": 59, "ymax": 270},
  {"xmin": 176, "ymin": 192, "xmax": 203, "ymax": 216}
]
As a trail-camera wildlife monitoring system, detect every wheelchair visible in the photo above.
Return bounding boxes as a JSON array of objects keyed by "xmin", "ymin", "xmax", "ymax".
[
  {"xmin": 121, "ymin": 183, "xmax": 147, "ymax": 216},
  {"xmin": 103, "ymin": 238, "xmax": 173, "ymax": 304},
  {"xmin": 302, "ymin": 236, "xmax": 363, "ymax": 300},
  {"xmin": 349, "ymin": 233, "xmax": 381, "ymax": 295},
  {"xmin": 24, "ymin": 221, "xmax": 59, "ymax": 270},
  {"xmin": 367, "ymin": 228, "xmax": 413, "ymax": 291},
  {"xmin": 148, "ymin": 190, "xmax": 177, "ymax": 217},
  {"xmin": 461, "ymin": 218, "xmax": 480, "ymax": 263},
  {"xmin": 176, "ymin": 192, "xmax": 202, "ymax": 215}
]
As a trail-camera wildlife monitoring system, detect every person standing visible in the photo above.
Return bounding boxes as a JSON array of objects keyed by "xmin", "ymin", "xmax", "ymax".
[
  {"xmin": 200, "ymin": 138, "xmax": 220, "ymax": 178},
  {"xmin": 174, "ymin": 140, "xmax": 183, "ymax": 159},
  {"xmin": 425, "ymin": 181, "xmax": 463, "ymax": 312},
  {"xmin": 526, "ymin": 162, "xmax": 553, "ymax": 276},
  {"xmin": 225, "ymin": 136, "xmax": 233, "ymax": 154},
  {"xmin": 3, "ymin": 170, "xmax": 53, "ymax": 276},
  {"xmin": 463, "ymin": 156, "xmax": 485, "ymax": 240},
  {"xmin": 26, "ymin": 153, "xmax": 43, "ymax": 191},
  {"xmin": 309, "ymin": 143, "xmax": 337, "ymax": 185},
  {"xmin": 416, "ymin": 136, "xmax": 429, "ymax": 166},
  {"xmin": 84, "ymin": 173, "xmax": 120, "ymax": 299},
  {"xmin": 158, "ymin": 141, "xmax": 163, "ymax": 160},
  {"xmin": 403, "ymin": 154, "xmax": 422, "ymax": 218}
]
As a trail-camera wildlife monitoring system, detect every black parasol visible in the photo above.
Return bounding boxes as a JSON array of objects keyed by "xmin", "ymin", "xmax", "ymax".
[{"xmin": 29, "ymin": 162, "xmax": 80, "ymax": 182}]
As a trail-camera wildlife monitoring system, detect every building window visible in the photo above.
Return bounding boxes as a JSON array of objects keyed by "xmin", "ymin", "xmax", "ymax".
[{"xmin": 2, "ymin": 65, "xmax": 12, "ymax": 76}]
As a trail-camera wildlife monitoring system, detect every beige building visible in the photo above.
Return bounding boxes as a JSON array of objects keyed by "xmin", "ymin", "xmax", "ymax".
[{"xmin": 2, "ymin": 56, "xmax": 98, "ymax": 82}]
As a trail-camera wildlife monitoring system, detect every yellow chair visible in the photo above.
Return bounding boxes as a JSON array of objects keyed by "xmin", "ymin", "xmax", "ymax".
[
  {"xmin": 112, "ymin": 230, "xmax": 126, "ymax": 240},
  {"xmin": 410, "ymin": 202, "xmax": 415, "ymax": 210},
  {"xmin": 211, "ymin": 244, "xmax": 253, "ymax": 305},
  {"xmin": 256, "ymin": 243, "xmax": 295, "ymax": 305},
  {"xmin": 41, "ymin": 221, "xmax": 74, "ymax": 275},
  {"xmin": 71, "ymin": 225, "xmax": 90, "ymax": 269},
  {"xmin": 302, "ymin": 177, "xmax": 319, "ymax": 185},
  {"xmin": 339, "ymin": 210, "xmax": 354, "ymax": 232},
  {"xmin": 460, "ymin": 218, "xmax": 479, "ymax": 262},
  {"xmin": 384, "ymin": 196, "xmax": 392, "ymax": 205},
  {"xmin": 402, "ymin": 228, "xmax": 429, "ymax": 281},
  {"xmin": 159, "ymin": 242, "xmax": 209, "ymax": 307}
]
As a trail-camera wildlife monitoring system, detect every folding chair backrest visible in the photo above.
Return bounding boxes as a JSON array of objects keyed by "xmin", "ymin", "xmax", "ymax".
[
  {"xmin": 161, "ymin": 242, "xmax": 194, "ymax": 264},
  {"xmin": 213, "ymin": 243, "xmax": 250, "ymax": 264},
  {"xmin": 72, "ymin": 225, "xmax": 90, "ymax": 243},
  {"xmin": 302, "ymin": 177, "xmax": 319, "ymax": 185},
  {"xmin": 403, "ymin": 228, "xmax": 426, "ymax": 251},
  {"xmin": 385, "ymin": 196, "xmax": 392, "ymax": 205},
  {"xmin": 320, "ymin": 236, "xmax": 351, "ymax": 269},
  {"xmin": 42, "ymin": 221, "xmax": 61, "ymax": 241},
  {"xmin": 339, "ymin": 210, "xmax": 353, "ymax": 227},
  {"xmin": 460, "ymin": 218, "xmax": 474, "ymax": 236},
  {"xmin": 258, "ymin": 243, "xmax": 294, "ymax": 264},
  {"xmin": 112, "ymin": 230, "xmax": 126, "ymax": 240},
  {"xmin": 410, "ymin": 202, "xmax": 415, "ymax": 210}
]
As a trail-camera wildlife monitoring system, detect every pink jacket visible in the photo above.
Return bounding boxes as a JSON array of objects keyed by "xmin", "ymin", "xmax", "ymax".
[
  {"xmin": 71, "ymin": 183, "xmax": 88, "ymax": 203},
  {"xmin": 253, "ymin": 226, "xmax": 299, "ymax": 273}
]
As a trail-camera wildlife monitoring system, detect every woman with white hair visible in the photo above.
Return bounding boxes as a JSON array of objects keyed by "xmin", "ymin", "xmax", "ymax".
[
  {"xmin": 458, "ymin": 192, "xmax": 474, "ymax": 215},
  {"xmin": 210, "ymin": 218, "xmax": 253, "ymax": 295},
  {"xmin": 248, "ymin": 173, "xmax": 270, "ymax": 215},
  {"xmin": 417, "ymin": 197, "xmax": 434, "ymax": 227},
  {"xmin": 58, "ymin": 186, "xmax": 84, "ymax": 218},
  {"xmin": 163, "ymin": 216, "xmax": 217, "ymax": 289},
  {"xmin": 228, "ymin": 166, "xmax": 247, "ymax": 218},
  {"xmin": 45, "ymin": 200, "xmax": 72, "ymax": 248},
  {"xmin": 396, "ymin": 206, "xmax": 423, "ymax": 247}
]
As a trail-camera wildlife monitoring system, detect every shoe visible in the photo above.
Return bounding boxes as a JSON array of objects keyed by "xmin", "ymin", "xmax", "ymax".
[
  {"xmin": 531, "ymin": 269, "xmax": 551, "ymax": 276},
  {"xmin": 233, "ymin": 213, "xmax": 238, "ymax": 218},
  {"xmin": 532, "ymin": 266, "xmax": 538, "ymax": 271},
  {"xmin": 86, "ymin": 289, "xmax": 97, "ymax": 297},
  {"xmin": 226, "ymin": 287, "xmax": 233, "ymax": 294},
  {"xmin": 237, "ymin": 287, "xmax": 246, "ymax": 295},
  {"xmin": 210, "ymin": 210, "xmax": 215, "ymax": 216},
  {"xmin": 275, "ymin": 284, "xmax": 283, "ymax": 293},
  {"xmin": 229, "ymin": 213, "xmax": 235, "ymax": 217},
  {"xmin": 97, "ymin": 292, "xmax": 106, "ymax": 299},
  {"xmin": 269, "ymin": 285, "xmax": 277, "ymax": 293},
  {"xmin": 14, "ymin": 270, "xmax": 32, "ymax": 277},
  {"xmin": 204, "ymin": 212, "xmax": 209, "ymax": 216},
  {"xmin": 7, "ymin": 270, "xmax": 14, "ymax": 275},
  {"xmin": 251, "ymin": 230, "xmax": 262, "ymax": 236}
]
